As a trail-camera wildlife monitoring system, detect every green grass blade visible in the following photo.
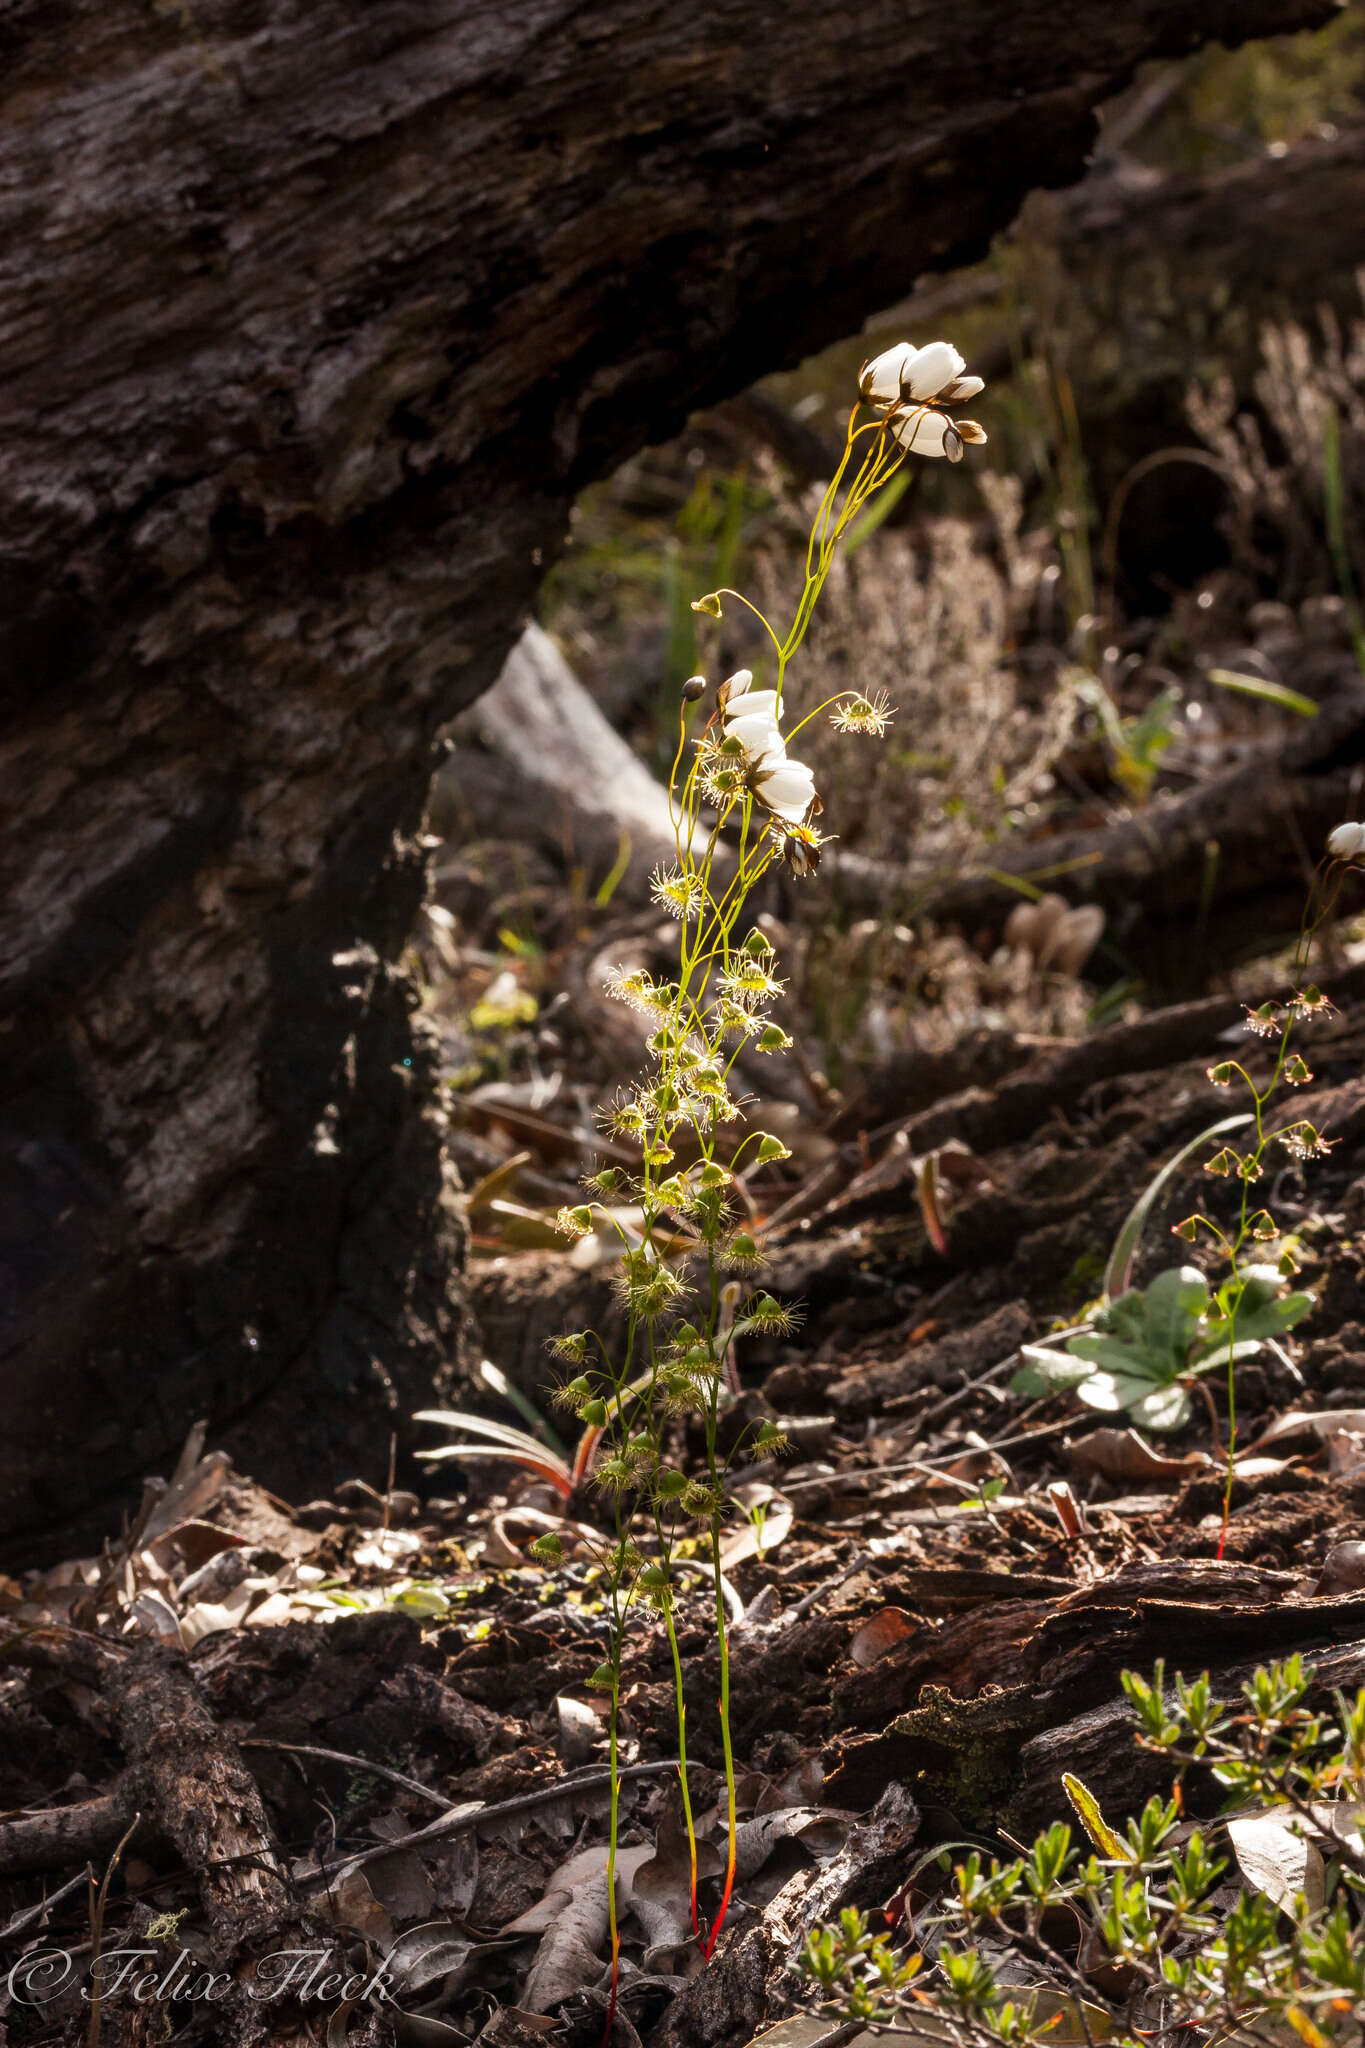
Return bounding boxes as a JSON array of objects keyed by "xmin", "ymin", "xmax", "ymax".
[
  {"xmin": 1206, "ymin": 669, "xmax": 1318, "ymax": 719},
  {"xmin": 1104, "ymin": 1112, "xmax": 1253, "ymax": 1301}
]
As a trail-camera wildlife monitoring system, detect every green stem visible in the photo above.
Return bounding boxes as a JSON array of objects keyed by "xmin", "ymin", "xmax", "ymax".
[
  {"xmin": 703, "ymin": 1522, "xmax": 737, "ymax": 1960},
  {"xmin": 661, "ymin": 1591, "xmax": 700, "ymax": 1934}
]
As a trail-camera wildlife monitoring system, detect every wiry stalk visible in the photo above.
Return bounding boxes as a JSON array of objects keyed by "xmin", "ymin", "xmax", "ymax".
[{"xmin": 703, "ymin": 1530, "xmax": 737, "ymax": 1959}]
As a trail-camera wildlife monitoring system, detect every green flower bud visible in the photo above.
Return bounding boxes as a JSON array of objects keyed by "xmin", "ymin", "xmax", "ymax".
[
  {"xmin": 743, "ymin": 928, "xmax": 773, "ymax": 957},
  {"xmin": 581, "ymin": 1398, "xmax": 608, "ymax": 1427},
  {"xmin": 657, "ymin": 1468, "xmax": 688, "ymax": 1498},
  {"xmin": 756, "ymin": 1133, "xmax": 791, "ymax": 1162}
]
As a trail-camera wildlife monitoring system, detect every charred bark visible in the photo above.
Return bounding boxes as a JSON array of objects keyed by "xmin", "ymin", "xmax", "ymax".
[{"xmin": 0, "ymin": 0, "xmax": 1339, "ymax": 1555}]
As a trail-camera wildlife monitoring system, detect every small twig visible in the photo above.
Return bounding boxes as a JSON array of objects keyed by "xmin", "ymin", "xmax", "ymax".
[
  {"xmin": 300, "ymin": 1759, "xmax": 684, "ymax": 1883},
  {"xmin": 782, "ymin": 1416, "xmax": 1076, "ymax": 1495},
  {"xmin": 0, "ymin": 1865, "xmax": 91, "ymax": 1944},
  {"xmin": 87, "ymin": 1813, "xmax": 139, "ymax": 2048},
  {"xmin": 782, "ymin": 1551, "xmax": 863, "ymax": 1624},
  {"xmin": 907, "ymin": 1351, "xmax": 1022, "ymax": 1434},
  {"xmin": 240, "ymin": 1739, "xmax": 457, "ymax": 1812}
]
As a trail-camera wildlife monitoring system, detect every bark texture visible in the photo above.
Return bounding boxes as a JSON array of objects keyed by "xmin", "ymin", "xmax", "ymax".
[{"xmin": 0, "ymin": 0, "xmax": 1340, "ymax": 1555}]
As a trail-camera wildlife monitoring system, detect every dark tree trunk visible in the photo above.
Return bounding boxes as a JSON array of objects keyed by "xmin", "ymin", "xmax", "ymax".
[{"xmin": 0, "ymin": 0, "xmax": 1339, "ymax": 1557}]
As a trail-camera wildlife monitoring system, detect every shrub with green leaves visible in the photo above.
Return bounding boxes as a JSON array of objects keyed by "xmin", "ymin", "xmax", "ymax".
[{"xmin": 800, "ymin": 1654, "xmax": 1365, "ymax": 2048}]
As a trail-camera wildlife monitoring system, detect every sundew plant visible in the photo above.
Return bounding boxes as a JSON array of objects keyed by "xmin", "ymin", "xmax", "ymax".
[{"xmin": 541, "ymin": 341, "xmax": 989, "ymax": 2013}]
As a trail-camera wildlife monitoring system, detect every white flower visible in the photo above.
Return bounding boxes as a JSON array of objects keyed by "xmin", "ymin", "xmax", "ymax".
[
  {"xmin": 859, "ymin": 341, "xmax": 917, "ymax": 406},
  {"xmin": 1327, "ymin": 822, "xmax": 1365, "ymax": 859},
  {"xmin": 726, "ymin": 712, "xmax": 784, "ymax": 766},
  {"xmin": 753, "ymin": 756, "xmax": 818, "ymax": 825},
  {"xmin": 890, "ymin": 408, "xmax": 963, "ymax": 462},
  {"xmin": 860, "ymin": 340, "xmax": 988, "ymax": 406},
  {"xmin": 901, "ymin": 340, "xmax": 964, "ymax": 400}
]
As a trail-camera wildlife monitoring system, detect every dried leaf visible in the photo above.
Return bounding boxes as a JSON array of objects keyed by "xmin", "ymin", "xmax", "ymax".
[
  {"xmin": 1247, "ymin": 1409, "xmax": 1365, "ymax": 1454},
  {"xmin": 848, "ymin": 1607, "xmax": 915, "ymax": 1668},
  {"xmin": 384, "ymin": 1920, "xmax": 476, "ymax": 1997},
  {"xmin": 1227, "ymin": 1806, "xmax": 1325, "ymax": 1915},
  {"xmin": 1065, "ymin": 1428, "xmax": 1213, "ymax": 1485},
  {"xmin": 314, "ymin": 1863, "xmax": 396, "ymax": 1947},
  {"xmin": 721, "ymin": 1486, "xmax": 793, "ymax": 1568}
]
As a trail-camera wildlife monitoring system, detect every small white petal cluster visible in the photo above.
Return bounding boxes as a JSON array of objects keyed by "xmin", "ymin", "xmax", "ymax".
[
  {"xmin": 1327, "ymin": 821, "xmax": 1365, "ymax": 860},
  {"xmin": 719, "ymin": 670, "xmax": 819, "ymax": 827},
  {"xmin": 858, "ymin": 339, "xmax": 987, "ymax": 464}
]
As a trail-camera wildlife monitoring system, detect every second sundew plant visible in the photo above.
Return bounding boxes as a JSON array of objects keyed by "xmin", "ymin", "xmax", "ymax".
[
  {"xmin": 1172, "ymin": 821, "xmax": 1364, "ymax": 1553},
  {"xmin": 533, "ymin": 341, "xmax": 989, "ymax": 2012}
]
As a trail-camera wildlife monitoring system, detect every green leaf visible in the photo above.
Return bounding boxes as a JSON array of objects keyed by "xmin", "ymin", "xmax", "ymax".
[
  {"xmin": 1140, "ymin": 1266, "xmax": 1210, "ymax": 1370},
  {"xmin": 1010, "ymin": 1346, "xmax": 1095, "ymax": 1398},
  {"xmin": 1063, "ymin": 1773, "xmax": 1127, "ymax": 1858},
  {"xmin": 1128, "ymin": 1381, "xmax": 1193, "ymax": 1433}
]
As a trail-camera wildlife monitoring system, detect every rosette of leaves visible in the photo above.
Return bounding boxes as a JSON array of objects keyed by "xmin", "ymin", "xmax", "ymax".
[{"xmin": 1012, "ymin": 1265, "xmax": 1315, "ymax": 1432}]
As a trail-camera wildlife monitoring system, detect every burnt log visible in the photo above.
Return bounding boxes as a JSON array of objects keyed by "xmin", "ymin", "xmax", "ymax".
[{"xmin": 0, "ymin": 0, "xmax": 1339, "ymax": 1558}]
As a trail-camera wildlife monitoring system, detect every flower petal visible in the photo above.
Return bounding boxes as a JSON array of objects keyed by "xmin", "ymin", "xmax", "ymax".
[
  {"xmin": 727, "ymin": 713, "xmax": 785, "ymax": 765},
  {"xmin": 755, "ymin": 759, "xmax": 817, "ymax": 822},
  {"xmin": 724, "ymin": 688, "xmax": 779, "ymax": 722},
  {"xmin": 938, "ymin": 374, "xmax": 985, "ymax": 404},
  {"xmin": 902, "ymin": 341, "xmax": 965, "ymax": 401},
  {"xmin": 955, "ymin": 419, "xmax": 988, "ymax": 445},
  {"xmin": 859, "ymin": 342, "xmax": 915, "ymax": 406},
  {"xmin": 890, "ymin": 406, "xmax": 955, "ymax": 458}
]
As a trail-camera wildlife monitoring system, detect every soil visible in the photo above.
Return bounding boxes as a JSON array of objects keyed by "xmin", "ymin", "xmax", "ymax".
[{"xmin": 5, "ymin": 959, "xmax": 1365, "ymax": 2047}]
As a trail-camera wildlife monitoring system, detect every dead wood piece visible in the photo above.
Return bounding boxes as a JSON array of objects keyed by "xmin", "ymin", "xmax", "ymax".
[
  {"xmin": 440, "ymin": 624, "xmax": 707, "ymax": 899},
  {"xmin": 0, "ymin": 1792, "xmax": 141, "ymax": 1880},
  {"xmin": 833, "ymin": 992, "xmax": 1246, "ymax": 1148},
  {"xmin": 1010, "ymin": 1631, "xmax": 1365, "ymax": 1837},
  {"xmin": 108, "ymin": 1643, "xmax": 289, "ymax": 1950}
]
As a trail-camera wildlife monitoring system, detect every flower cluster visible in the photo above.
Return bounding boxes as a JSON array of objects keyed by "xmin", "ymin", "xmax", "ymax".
[
  {"xmin": 858, "ymin": 340, "xmax": 988, "ymax": 463},
  {"xmin": 716, "ymin": 669, "xmax": 820, "ymax": 827}
]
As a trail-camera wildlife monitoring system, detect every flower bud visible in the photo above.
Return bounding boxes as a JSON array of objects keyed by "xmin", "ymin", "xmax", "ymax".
[
  {"xmin": 743, "ymin": 927, "xmax": 774, "ymax": 956},
  {"xmin": 681, "ymin": 674, "xmax": 707, "ymax": 703},
  {"xmin": 757, "ymin": 1025, "xmax": 793, "ymax": 1053},
  {"xmin": 756, "ymin": 1133, "xmax": 792, "ymax": 1162},
  {"xmin": 638, "ymin": 1564, "xmax": 670, "ymax": 1590},
  {"xmin": 530, "ymin": 1534, "xmax": 564, "ymax": 1562},
  {"xmin": 1327, "ymin": 821, "xmax": 1365, "ymax": 860},
  {"xmin": 581, "ymin": 1398, "xmax": 608, "ymax": 1427},
  {"xmin": 657, "ymin": 1468, "xmax": 688, "ymax": 1498},
  {"xmin": 1206, "ymin": 1063, "xmax": 1234, "ymax": 1086}
]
